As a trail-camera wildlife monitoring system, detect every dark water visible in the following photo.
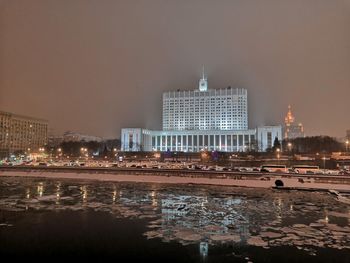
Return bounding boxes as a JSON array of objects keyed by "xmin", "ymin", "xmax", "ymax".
[{"xmin": 0, "ymin": 177, "xmax": 349, "ymax": 262}]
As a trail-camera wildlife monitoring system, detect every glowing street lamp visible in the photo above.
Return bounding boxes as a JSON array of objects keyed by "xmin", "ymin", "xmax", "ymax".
[
  {"xmin": 80, "ymin": 147, "xmax": 88, "ymax": 159},
  {"xmin": 346, "ymin": 140, "xmax": 349, "ymax": 152},
  {"xmin": 276, "ymin": 148, "xmax": 281, "ymax": 164},
  {"xmin": 57, "ymin": 148, "xmax": 62, "ymax": 157},
  {"xmin": 322, "ymin": 156, "xmax": 327, "ymax": 173},
  {"xmin": 287, "ymin": 142, "xmax": 292, "ymax": 152}
]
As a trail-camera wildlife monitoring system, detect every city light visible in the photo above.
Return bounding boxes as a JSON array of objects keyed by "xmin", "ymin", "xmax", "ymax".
[
  {"xmin": 80, "ymin": 147, "xmax": 88, "ymax": 159},
  {"xmin": 322, "ymin": 156, "xmax": 327, "ymax": 172},
  {"xmin": 80, "ymin": 147, "xmax": 88, "ymax": 153},
  {"xmin": 1, "ymin": 2, "xmax": 349, "ymax": 261},
  {"xmin": 57, "ymin": 148, "xmax": 62, "ymax": 158},
  {"xmin": 276, "ymin": 148, "xmax": 280, "ymax": 164}
]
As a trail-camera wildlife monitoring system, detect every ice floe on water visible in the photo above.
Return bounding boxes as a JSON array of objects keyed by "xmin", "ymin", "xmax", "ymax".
[{"xmin": 0, "ymin": 177, "xmax": 350, "ymax": 256}]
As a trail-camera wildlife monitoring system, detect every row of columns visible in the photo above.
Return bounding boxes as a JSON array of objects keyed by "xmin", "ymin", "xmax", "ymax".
[{"xmin": 153, "ymin": 134, "xmax": 254, "ymax": 152}]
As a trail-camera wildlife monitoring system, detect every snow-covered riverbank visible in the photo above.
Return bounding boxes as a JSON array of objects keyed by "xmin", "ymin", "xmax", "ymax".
[{"xmin": 1, "ymin": 170, "xmax": 350, "ymax": 192}]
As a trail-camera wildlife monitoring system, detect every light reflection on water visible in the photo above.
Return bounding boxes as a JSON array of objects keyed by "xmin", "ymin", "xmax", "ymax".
[
  {"xmin": 37, "ymin": 182, "xmax": 44, "ymax": 197},
  {"xmin": 0, "ymin": 178, "xmax": 349, "ymax": 259},
  {"xmin": 56, "ymin": 182, "xmax": 61, "ymax": 204},
  {"xmin": 25, "ymin": 188, "xmax": 30, "ymax": 199},
  {"xmin": 81, "ymin": 185, "xmax": 88, "ymax": 203}
]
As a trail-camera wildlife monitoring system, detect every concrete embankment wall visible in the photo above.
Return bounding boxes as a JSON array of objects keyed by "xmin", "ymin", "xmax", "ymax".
[{"xmin": 1, "ymin": 166, "xmax": 350, "ymax": 192}]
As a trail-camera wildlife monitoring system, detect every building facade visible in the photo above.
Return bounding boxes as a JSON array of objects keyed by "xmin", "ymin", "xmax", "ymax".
[
  {"xmin": 0, "ymin": 111, "xmax": 48, "ymax": 156},
  {"xmin": 162, "ymin": 82, "xmax": 248, "ymax": 131},
  {"xmin": 121, "ymin": 126, "xmax": 281, "ymax": 152},
  {"xmin": 121, "ymin": 70, "xmax": 282, "ymax": 153},
  {"xmin": 257, "ymin": 126, "xmax": 282, "ymax": 152},
  {"xmin": 284, "ymin": 105, "xmax": 305, "ymax": 139}
]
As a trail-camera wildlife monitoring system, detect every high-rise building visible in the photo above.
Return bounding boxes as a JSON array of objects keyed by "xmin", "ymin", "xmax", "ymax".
[
  {"xmin": 121, "ymin": 71, "xmax": 282, "ymax": 152},
  {"xmin": 284, "ymin": 105, "xmax": 304, "ymax": 139},
  {"xmin": 0, "ymin": 111, "xmax": 48, "ymax": 156},
  {"xmin": 346, "ymin": 130, "xmax": 350, "ymax": 140},
  {"xmin": 162, "ymin": 72, "xmax": 248, "ymax": 131}
]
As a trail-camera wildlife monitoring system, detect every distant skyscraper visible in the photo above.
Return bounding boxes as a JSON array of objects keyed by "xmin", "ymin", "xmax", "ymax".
[
  {"xmin": 346, "ymin": 130, "xmax": 350, "ymax": 140},
  {"xmin": 284, "ymin": 105, "xmax": 304, "ymax": 139}
]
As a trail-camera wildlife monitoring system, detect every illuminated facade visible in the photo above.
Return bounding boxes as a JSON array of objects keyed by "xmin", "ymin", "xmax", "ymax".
[
  {"xmin": 284, "ymin": 105, "xmax": 305, "ymax": 139},
  {"xmin": 163, "ymin": 73, "xmax": 248, "ymax": 131},
  {"xmin": 121, "ymin": 72, "xmax": 282, "ymax": 152},
  {"xmin": 121, "ymin": 128, "xmax": 257, "ymax": 152},
  {"xmin": 0, "ymin": 111, "xmax": 48, "ymax": 156}
]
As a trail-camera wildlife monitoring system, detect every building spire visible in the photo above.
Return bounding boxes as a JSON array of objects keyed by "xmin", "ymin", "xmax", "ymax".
[
  {"xmin": 199, "ymin": 66, "xmax": 208, "ymax": 91},
  {"xmin": 285, "ymin": 105, "xmax": 295, "ymax": 126}
]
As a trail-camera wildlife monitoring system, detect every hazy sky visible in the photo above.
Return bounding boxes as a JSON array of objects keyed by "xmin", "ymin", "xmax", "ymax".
[{"xmin": 1, "ymin": 0, "xmax": 349, "ymax": 138}]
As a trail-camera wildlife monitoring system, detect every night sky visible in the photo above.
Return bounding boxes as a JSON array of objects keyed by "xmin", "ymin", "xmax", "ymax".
[{"xmin": 1, "ymin": 0, "xmax": 349, "ymax": 138}]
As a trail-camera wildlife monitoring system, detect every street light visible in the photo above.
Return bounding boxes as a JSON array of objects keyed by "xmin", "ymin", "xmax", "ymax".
[
  {"xmin": 287, "ymin": 142, "xmax": 292, "ymax": 153},
  {"xmin": 322, "ymin": 156, "xmax": 326, "ymax": 174},
  {"xmin": 346, "ymin": 140, "xmax": 349, "ymax": 152},
  {"xmin": 80, "ymin": 147, "xmax": 88, "ymax": 160},
  {"xmin": 57, "ymin": 148, "xmax": 62, "ymax": 158},
  {"xmin": 276, "ymin": 148, "xmax": 280, "ymax": 164}
]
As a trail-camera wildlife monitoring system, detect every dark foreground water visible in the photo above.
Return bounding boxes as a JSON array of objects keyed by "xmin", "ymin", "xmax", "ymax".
[{"xmin": 0, "ymin": 177, "xmax": 349, "ymax": 262}]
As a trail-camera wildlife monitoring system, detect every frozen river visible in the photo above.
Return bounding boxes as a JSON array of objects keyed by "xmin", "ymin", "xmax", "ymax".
[{"xmin": 0, "ymin": 177, "xmax": 349, "ymax": 262}]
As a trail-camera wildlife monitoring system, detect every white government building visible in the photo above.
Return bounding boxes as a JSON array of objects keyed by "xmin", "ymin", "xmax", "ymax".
[{"xmin": 121, "ymin": 71, "xmax": 282, "ymax": 152}]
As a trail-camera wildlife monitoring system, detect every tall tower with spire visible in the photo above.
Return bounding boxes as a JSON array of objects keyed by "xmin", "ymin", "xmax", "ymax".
[
  {"xmin": 284, "ymin": 105, "xmax": 295, "ymax": 127},
  {"xmin": 198, "ymin": 66, "xmax": 208, "ymax": 91},
  {"xmin": 284, "ymin": 105, "xmax": 304, "ymax": 139}
]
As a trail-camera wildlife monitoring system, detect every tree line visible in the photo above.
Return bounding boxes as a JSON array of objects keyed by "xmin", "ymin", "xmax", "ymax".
[
  {"xmin": 283, "ymin": 136, "xmax": 344, "ymax": 154},
  {"xmin": 48, "ymin": 139, "xmax": 121, "ymax": 157}
]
